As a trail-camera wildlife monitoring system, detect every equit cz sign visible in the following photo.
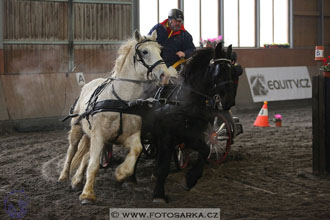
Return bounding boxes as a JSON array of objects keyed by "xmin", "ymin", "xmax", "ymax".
[{"xmin": 245, "ymin": 66, "xmax": 312, "ymax": 103}]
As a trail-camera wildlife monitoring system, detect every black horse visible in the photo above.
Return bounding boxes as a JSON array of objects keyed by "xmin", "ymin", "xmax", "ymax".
[{"xmin": 152, "ymin": 42, "xmax": 235, "ymax": 202}]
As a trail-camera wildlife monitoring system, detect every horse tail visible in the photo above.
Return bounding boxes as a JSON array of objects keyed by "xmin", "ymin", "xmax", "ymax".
[{"xmin": 70, "ymin": 135, "xmax": 90, "ymax": 173}]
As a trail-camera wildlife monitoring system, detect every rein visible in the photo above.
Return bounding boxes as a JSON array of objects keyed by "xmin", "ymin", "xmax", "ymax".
[{"xmin": 109, "ymin": 77, "xmax": 156, "ymax": 84}]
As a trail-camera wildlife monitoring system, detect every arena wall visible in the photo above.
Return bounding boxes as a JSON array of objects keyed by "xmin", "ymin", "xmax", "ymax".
[{"xmin": 0, "ymin": 0, "xmax": 328, "ymax": 131}]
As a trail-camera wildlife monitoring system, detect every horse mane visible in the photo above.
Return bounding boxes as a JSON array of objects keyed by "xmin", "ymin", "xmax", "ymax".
[
  {"xmin": 112, "ymin": 39, "xmax": 136, "ymax": 76},
  {"xmin": 181, "ymin": 47, "xmax": 214, "ymax": 85},
  {"xmin": 182, "ymin": 47, "xmax": 214, "ymax": 77},
  {"xmin": 112, "ymin": 36, "xmax": 162, "ymax": 77}
]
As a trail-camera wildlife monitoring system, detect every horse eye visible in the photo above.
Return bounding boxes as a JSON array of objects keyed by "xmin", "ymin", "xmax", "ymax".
[{"xmin": 142, "ymin": 50, "xmax": 148, "ymax": 55}]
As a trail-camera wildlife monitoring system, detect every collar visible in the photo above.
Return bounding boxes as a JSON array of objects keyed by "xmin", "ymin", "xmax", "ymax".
[{"xmin": 160, "ymin": 19, "xmax": 185, "ymax": 38}]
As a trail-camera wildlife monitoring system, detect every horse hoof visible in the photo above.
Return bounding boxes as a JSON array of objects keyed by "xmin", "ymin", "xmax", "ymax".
[
  {"xmin": 152, "ymin": 198, "xmax": 167, "ymax": 203},
  {"xmin": 58, "ymin": 176, "xmax": 67, "ymax": 182},
  {"xmin": 81, "ymin": 199, "xmax": 95, "ymax": 205},
  {"xmin": 71, "ymin": 183, "xmax": 83, "ymax": 191}
]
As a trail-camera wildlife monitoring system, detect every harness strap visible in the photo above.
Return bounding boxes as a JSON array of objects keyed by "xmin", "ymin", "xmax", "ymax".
[
  {"xmin": 147, "ymin": 60, "xmax": 165, "ymax": 75},
  {"xmin": 213, "ymin": 81, "xmax": 234, "ymax": 91},
  {"xmin": 61, "ymin": 97, "xmax": 79, "ymax": 122},
  {"xmin": 112, "ymin": 112, "xmax": 123, "ymax": 142},
  {"xmin": 110, "ymin": 77, "xmax": 156, "ymax": 84},
  {"xmin": 111, "ymin": 84, "xmax": 128, "ymax": 104}
]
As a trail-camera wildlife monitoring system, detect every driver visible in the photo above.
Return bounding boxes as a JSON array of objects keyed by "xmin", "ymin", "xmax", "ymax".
[{"xmin": 148, "ymin": 9, "xmax": 196, "ymax": 71}]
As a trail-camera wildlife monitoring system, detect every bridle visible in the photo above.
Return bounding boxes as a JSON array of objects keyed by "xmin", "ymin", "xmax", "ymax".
[
  {"xmin": 133, "ymin": 38, "xmax": 166, "ymax": 78},
  {"xmin": 182, "ymin": 57, "xmax": 233, "ymax": 101},
  {"xmin": 209, "ymin": 58, "xmax": 234, "ymax": 89}
]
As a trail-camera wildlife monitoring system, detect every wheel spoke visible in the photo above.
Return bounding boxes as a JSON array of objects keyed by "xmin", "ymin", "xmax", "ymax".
[
  {"xmin": 217, "ymin": 136, "xmax": 229, "ymax": 141},
  {"xmin": 213, "ymin": 116, "xmax": 218, "ymax": 129},
  {"xmin": 216, "ymin": 123, "xmax": 226, "ymax": 134},
  {"xmin": 214, "ymin": 142, "xmax": 226, "ymax": 152},
  {"xmin": 206, "ymin": 113, "xmax": 232, "ymax": 164},
  {"xmin": 208, "ymin": 144, "xmax": 213, "ymax": 158}
]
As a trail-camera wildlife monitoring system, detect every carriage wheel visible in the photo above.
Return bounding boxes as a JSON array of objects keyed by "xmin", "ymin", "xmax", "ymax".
[
  {"xmin": 173, "ymin": 143, "xmax": 190, "ymax": 170},
  {"xmin": 205, "ymin": 112, "xmax": 232, "ymax": 164},
  {"xmin": 100, "ymin": 144, "xmax": 113, "ymax": 168}
]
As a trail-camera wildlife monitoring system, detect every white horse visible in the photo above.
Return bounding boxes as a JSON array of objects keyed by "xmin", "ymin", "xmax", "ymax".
[{"xmin": 58, "ymin": 30, "xmax": 171, "ymax": 204}]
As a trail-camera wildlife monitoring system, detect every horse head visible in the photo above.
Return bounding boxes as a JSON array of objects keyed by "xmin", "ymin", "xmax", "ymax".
[
  {"xmin": 208, "ymin": 42, "xmax": 235, "ymax": 111},
  {"xmin": 132, "ymin": 30, "xmax": 170, "ymax": 85}
]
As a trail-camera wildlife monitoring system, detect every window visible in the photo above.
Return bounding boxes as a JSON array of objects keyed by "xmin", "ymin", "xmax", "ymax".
[
  {"xmin": 159, "ymin": 0, "xmax": 178, "ymax": 23},
  {"xmin": 260, "ymin": 0, "xmax": 289, "ymax": 47},
  {"xmin": 184, "ymin": 0, "xmax": 200, "ymax": 46},
  {"xmin": 201, "ymin": 0, "xmax": 219, "ymax": 45},
  {"xmin": 184, "ymin": 0, "xmax": 219, "ymax": 47},
  {"xmin": 224, "ymin": 0, "xmax": 238, "ymax": 47},
  {"xmin": 224, "ymin": 0, "xmax": 255, "ymax": 47},
  {"xmin": 139, "ymin": 0, "xmax": 178, "ymax": 36},
  {"xmin": 139, "ymin": 0, "xmax": 289, "ymax": 48},
  {"xmin": 139, "ymin": 0, "xmax": 158, "ymax": 36}
]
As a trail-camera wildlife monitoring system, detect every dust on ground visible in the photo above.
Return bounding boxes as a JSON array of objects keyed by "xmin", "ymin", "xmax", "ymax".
[{"xmin": 1, "ymin": 105, "xmax": 330, "ymax": 220}]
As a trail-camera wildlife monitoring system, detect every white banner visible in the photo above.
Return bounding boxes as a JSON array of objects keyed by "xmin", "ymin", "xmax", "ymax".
[{"xmin": 245, "ymin": 66, "xmax": 312, "ymax": 103}]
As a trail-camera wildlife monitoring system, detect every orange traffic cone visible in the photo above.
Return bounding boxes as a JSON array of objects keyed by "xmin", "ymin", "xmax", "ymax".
[{"xmin": 253, "ymin": 101, "xmax": 270, "ymax": 127}]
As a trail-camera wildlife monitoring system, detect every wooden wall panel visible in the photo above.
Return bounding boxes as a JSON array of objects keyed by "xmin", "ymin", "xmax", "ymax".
[
  {"xmin": 74, "ymin": 3, "xmax": 132, "ymax": 41},
  {"xmin": 235, "ymin": 48, "xmax": 316, "ymax": 68},
  {"xmin": 88, "ymin": 0, "xmax": 132, "ymax": 2},
  {"xmin": 0, "ymin": 72, "xmax": 108, "ymax": 120},
  {"xmin": 0, "ymin": 50, "xmax": 4, "ymax": 74},
  {"xmin": 74, "ymin": 44, "xmax": 120, "ymax": 73},
  {"xmin": 294, "ymin": 16, "xmax": 318, "ymax": 47},
  {"xmin": 0, "ymin": 78, "xmax": 9, "ymax": 120},
  {"xmin": 325, "ymin": 17, "xmax": 330, "ymax": 48},
  {"xmin": 293, "ymin": 0, "xmax": 318, "ymax": 12},
  {"xmin": 4, "ymin": 0, "xmax": 68, "ymax": 41},
  {"xmin": 4, "ymin": 45, "xmax": 69, "ymax": 74}
]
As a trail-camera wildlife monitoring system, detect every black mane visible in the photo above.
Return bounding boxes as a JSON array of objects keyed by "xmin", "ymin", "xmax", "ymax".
[{"xmin": 181, "ymin": 47, "xmax": 214, "ymax": 88}]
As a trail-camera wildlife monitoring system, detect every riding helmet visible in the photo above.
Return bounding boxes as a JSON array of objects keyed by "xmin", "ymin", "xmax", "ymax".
[{"xmin": 168, "ymin": 9, "xmax": 184, "ymax": 21}]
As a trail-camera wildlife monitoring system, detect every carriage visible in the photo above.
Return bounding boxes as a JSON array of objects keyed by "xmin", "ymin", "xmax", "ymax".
[
  {"xmin": 99, "ymin": 94, "xmax": 243, "ymax": 170},
  {"xmin": 59, "ymin": 30, "xmax": 243, "ymax": 203}
]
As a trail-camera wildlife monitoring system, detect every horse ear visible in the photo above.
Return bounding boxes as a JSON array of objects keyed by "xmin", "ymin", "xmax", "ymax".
[
  {"xmin": 134, "ymin": 29, "xmax": 142, "ymax": 42},
  {"xmin": 150, "ymin": 30, "xmax": 157, "ymax": 41},
  {"xmin": 215, "ymin": 41, "xmax": 223, "ymax": 58},
  {"xmin": 227, "ymin": 44, "xmax": 233, "ymax": 59}
]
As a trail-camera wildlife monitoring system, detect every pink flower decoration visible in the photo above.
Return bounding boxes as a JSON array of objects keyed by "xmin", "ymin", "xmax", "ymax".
[{"xmin": 274, "ymin": 114, "xmax": 282, "ymax": 120}]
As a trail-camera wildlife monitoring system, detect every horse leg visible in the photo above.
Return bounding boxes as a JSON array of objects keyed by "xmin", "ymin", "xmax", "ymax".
[
  {"xmin": 79, "ymin": 133, "xmax": 104, "ymax": 204},
  {"xmin": 59, "ymin": 124, "xmax": 83, "ymax": 182},
  {"xmin": 127, "ymin": 152, "xmax": 141, "ymax": 184},
  {"xmin": 115, "ymin": 132, "xmax": 142, "ymax": 183},
  {"xmin": 70, "ymin": 135, "xmax": 90, "ymax": 173},
  {"xmin": 71, "ymin": 151, "xmax": 90, "ymax": 191},
  {"xmin": 185, "ymin": 139, "xmax": 209, "ymax": 190},
  {"xmin": 152, "ymin": 140, "xmax": 172, "ymax": 203}
]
